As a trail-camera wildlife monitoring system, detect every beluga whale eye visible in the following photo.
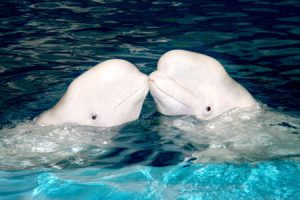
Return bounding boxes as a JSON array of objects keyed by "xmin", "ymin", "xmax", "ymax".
[
  {"xmin": 91, "ymin": 114, "xmax": 97, "ymax": 120},
  {"xmin": 206, "ymin": 106, "xmax": 211, "ymax": 112}
]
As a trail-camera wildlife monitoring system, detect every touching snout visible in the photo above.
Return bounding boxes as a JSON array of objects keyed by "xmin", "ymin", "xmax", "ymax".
[{"xmin": 149, "ymin": 71, "xmax": 195, "ymax": 115}]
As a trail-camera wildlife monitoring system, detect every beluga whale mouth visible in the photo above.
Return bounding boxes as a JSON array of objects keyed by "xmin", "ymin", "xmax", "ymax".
[
  {"xmin": 36, "ymin": 59, "xmax": 149, "ymax": 127},
  {"xmin": 149, "ymin": 71, "xmax": 195, "ymax": 116},
  {"xmin": 149, "ymin": 50, "xmax": 258, "ymax": 120}
]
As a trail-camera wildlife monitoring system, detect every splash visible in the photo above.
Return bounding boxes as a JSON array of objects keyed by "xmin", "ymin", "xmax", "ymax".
[
  {"xmin": 0, "ymin": 122, "xmax": 117, "ymax": 170},
  {"xmin": 173, "ymin": 108, "xmax": 300, "ymax": 162},
  {"xmin": 1, "ymin": 105, "xmax": 299, "ymax": 170},
  {"xmin": 159, "ymin": 106, "xmax": 300, "ymax": 163}
]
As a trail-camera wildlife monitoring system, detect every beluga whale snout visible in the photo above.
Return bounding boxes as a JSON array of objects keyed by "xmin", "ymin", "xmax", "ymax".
[
  {"xmin": 149, "ymin": 50, "xmax": 257, "ymax": 120},
  {"xmin": 36, "ymin": 59, "xmax": 149, "ymax": 127}
]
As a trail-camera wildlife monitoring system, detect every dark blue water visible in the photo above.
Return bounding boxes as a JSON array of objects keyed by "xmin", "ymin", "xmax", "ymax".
[{"xmin": 1, "ymin": 0, "xmax": 300, "ymax": 199}]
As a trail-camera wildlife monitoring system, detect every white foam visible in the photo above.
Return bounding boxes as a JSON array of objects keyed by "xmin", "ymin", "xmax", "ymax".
[
  {"xmin": 0, "ymin": 122, "xmax": 117, "ymax": 170},
  {"xmin": 1, "ymin": 106, "xmax": 299, "ymax": 169},
  {"xmin": 162, "ymin": 106, "xmax": 300, "ymax": 163}
]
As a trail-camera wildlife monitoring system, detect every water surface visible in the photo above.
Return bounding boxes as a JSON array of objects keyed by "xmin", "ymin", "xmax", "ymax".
[{"xmin": 0, "ymin": 0, "xmax": 300, "ymax": 199}]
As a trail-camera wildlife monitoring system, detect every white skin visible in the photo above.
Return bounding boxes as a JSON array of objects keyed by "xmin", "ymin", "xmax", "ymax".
[
  {"xmin": 36, "ymin": 59, "xmax": 149, "ymax": 127},
  {"xmin": 149, "ymin": 50, "xmax": 257, "ymax": 120}
]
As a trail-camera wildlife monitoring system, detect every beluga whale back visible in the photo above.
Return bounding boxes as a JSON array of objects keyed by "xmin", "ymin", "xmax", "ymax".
[
  {"xmin": 149, "ymin": 50, "xmax": 257, "ymax": 120},
  {"xmin": 37, "ymin": 59, "xmax": 149, "ymax": 127}
]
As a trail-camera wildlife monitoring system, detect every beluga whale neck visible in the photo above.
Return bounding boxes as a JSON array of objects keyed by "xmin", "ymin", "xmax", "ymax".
[
  {"xmin": 149, "ymin": 50, "xmax": 257, "ymax": 120},
  {"xmin": 36, "ymin": 59, "xmax": 149, "ymax": 127}
]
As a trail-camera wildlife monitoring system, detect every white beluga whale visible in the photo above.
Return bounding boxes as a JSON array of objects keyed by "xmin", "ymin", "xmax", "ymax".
[
  {"xmin": 149, "ymin": 50, "xmax": 258, "ymax": 120},
  {"xmin": 36, "ymin": 59, "xmax": 149, "ymax": 127}
]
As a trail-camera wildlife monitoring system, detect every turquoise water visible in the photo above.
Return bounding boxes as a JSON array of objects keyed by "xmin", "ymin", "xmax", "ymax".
[
  {"xmin": 1, "ymin": 0, "xmax": 300, "ymax": 199},
  {"xmin": 2, "ymin": 161, "xmax": 300, "ymax": 199}
]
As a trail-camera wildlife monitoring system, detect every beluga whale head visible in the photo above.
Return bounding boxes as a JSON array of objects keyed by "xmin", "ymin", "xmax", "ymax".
[
  {"xmin": 36, "ymin": 59, "xmax": 149, "ymax": 127},
  {"xmin": 149, "ymin": 50, "xmax": 257, "ymax": 120}
]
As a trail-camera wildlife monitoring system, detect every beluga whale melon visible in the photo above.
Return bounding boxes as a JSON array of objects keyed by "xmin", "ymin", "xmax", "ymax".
[
  {"xmin": 36, "ymin": 59, "xmax": 149, "ymax": 127},
  {"xmin": 149, "ymin": 50, "xmax": 258, "ymax": 120}
]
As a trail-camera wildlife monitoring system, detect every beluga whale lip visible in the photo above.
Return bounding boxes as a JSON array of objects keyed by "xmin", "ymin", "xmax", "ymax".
[
  {"xmin": 36, "ymin": 59, "xmax": 149, "ymax": 127},
  {"xmin": 149, "ymin": 71, "xmax": 195, "ymax": 115},
  {"xmin": 149, "ymin": 49, "xmax": 258, "ymax": 120}
]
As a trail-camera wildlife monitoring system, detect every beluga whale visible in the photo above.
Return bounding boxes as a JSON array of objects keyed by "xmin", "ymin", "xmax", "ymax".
[
  {"xmin": 36, "ymin": 59, "xmax": 149, "ymax": 127},
  {"xmin": 149, "ymin": 50, "xmax": 258, "ymax": 120}
]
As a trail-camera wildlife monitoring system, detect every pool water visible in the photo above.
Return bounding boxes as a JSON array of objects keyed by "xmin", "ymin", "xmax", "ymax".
[{"xmin": 1, "ymin": 0, "xmax": 300, "ymax": 199}]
